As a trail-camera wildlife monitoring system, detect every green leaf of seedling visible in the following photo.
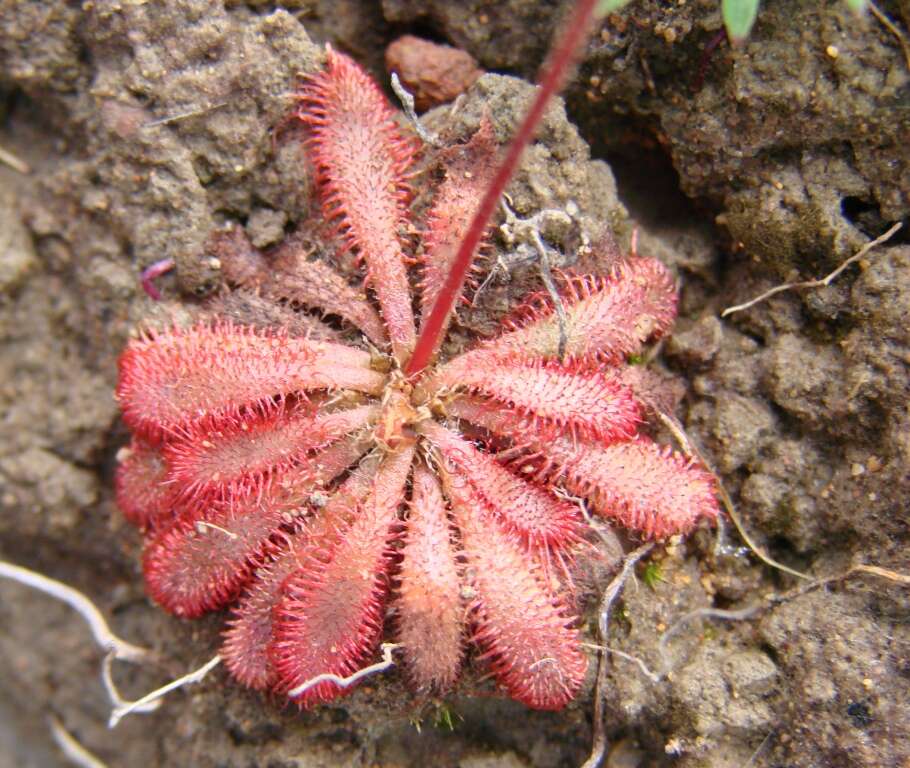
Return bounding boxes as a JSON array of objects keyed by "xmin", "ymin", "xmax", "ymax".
[
  {"xmin": 597, "ymin": 0, "xmax": 635, "ymax": 14},
  {"xmin": 433, "ymin": 705, "xmax": 461, "ymax": 731},
  {"xmin": 722, "ymin": 0, "xmax": 761, "ymax": 43},
  {"xmin": 642, "ymin": 560, "xmax": 665, "ymax": 590},
  {"xmin": 843, "ymin": 0, "xmax": 867, "ymax": 13}
]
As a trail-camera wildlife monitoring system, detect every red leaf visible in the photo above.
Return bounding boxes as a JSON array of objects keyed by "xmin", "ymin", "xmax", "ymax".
[
  {"xmin": 395, "ymin": 464, "xmax": 463, "ymax": 692},
  {"xmin": 117, "ymin": 322, "xmax": 384, "ymax": 438},
  {"xmin": 533, "ymin": 435, "xmax": 720, "ymax": 539},
  {"xmin": 427, "ymin": 356, "xmax": 640, "ymax": 444},
  {"xmin": 441, "ymin": 468, "xmax": 587, "ymax": 710},
  {"xmin": 143, "ymin": 437, "xmax": 368, "ymax": 618},
  {"xmin": 478, "ymin": 260, "xmax": 677, "ymax": 364},
  {"xmin": 222, "ymin": 454, "xmax": 380, "ymax": 690},
  {"xmin": 269, "ymin": 444, "xmax": 414, "ymax": 706},
  {"xmin": 420, "ymin": 420, "xmax": 582, "ymax": 553},
  {"xmin": 164, "ymin": 402, "xmax": 378, "ymax": 504},
  {"xmin": 269, "ymin": 234, "xmax": 389, "ymax": 347},
  {"xmin": 296, "ymin": 46, "xmax": 417, "ymax": 363},
  {"xmin": 210, "ymin": 226, "xmax": 389, "ymax": 347},
  {"xmin": 114, "ymin": 438, "xmax": 178, "ymax": 531},
  {"xmin": 418, "ymin": 117, "xmax": 498, "ymax": 327}
]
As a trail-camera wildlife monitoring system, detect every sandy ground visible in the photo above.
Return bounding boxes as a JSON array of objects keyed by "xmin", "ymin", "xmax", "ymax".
[{"xmin": 0, "ymin": 1, "xmax": 907, "ymax": 766}]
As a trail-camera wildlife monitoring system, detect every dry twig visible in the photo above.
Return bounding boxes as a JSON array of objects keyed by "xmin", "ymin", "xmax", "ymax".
[
  {"xmin": 721, "ymin": 222, "xmax": 902, "ymax": 318},
  {"xmin": 0, "ymin": 144, "xmax": 31, "ymax": 174},
  {"xmin": 713, "ymin": 479, "xmax": 810, "ymax": 581},
  {"xmin": 390, "ymin": 73, "xmax": 440, "ymax": 146},
  {"xmin": 654, "ymin": 411, "xmax": 810, "ymax": 580},
  {"xmin": 853, "ymin": 562, "xmax": 910, "ymax": 585},
  {"xmin": 867, "ymin": 0, "xmax": 910, "ymax": 70},
  {"xmin": 144, "ymin": 102, "xmax": 228, "ymax": 128}
]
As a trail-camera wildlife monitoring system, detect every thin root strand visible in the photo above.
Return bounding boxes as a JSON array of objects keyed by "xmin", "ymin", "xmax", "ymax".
[
  {"xmin": 287, "ymin": 642, "xmax": 399, "ymax": 699},
  {"xmin": 0, "ymin": 560, "xmax": 150, "ymax": 663},
  {"xmin": 721, "ymin": 222, "xmax": 902, "ymax": 318},
  {"xmin": 108, "ymin": 655, "xmax": 222, "ymax": 728},
  {"xmin": 49, "ymin": 716, "xmax": 108, "ymax": 768},
  {"xmin": 581, "ymin": 543, "xmax": 654, "ymax": 768}
]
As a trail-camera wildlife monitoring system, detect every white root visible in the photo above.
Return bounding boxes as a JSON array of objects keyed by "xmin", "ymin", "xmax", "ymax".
[
  {"xmin": 288, "ymin": 642, "xmax": 400, "ymax": 699},
  {"xmin": 496, "ymin": 197, "xmax": 573, "ymax": 357},
  {"xmin": 144, "ymin": 101, "xmax": 228, "ymax": 128},
  {"xmin": 0, "ymin": 559, "xmax": 168, "ymax": 723},
  {"xmin": 867, "ymin": 0, "xmax": 910, "ymax": 70},
  {"xmin": 0, "ymin": 560, "xmax": 149, "ymax": 663},
  {"xmin": 582, "ymin": 643, "xmax": 662, "ymax": 684},
  {"xmin": 5, "ymin": 537, "xmax": 905, "ymax": 739},
  {"xmin": 49, "ymin": 716, "xmax": 108, "ymax": 768},
  {"xmin": 656, "ymin": 562, "xmax": 910, "ymax": 674},
  {"xmin": 108, "ymin": 655, "xmax": 222, "ymax": 729},
  {"xmin": 101, "ymin": 652, "xmax": 161, "ymax": 717},
  {"xmin": 657, "ymin": 605, "xmax": 762, "ymax": 675}
]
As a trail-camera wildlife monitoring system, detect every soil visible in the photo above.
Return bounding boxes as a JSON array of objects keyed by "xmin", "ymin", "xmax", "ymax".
[{"xmin": 1, "ymin": 2, "xmax": 908, "ymax": 767}]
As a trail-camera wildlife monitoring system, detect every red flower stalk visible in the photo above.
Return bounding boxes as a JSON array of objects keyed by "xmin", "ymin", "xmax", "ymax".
[
  {"xmin": 407, "ymin": 0, "xmax": 603, "ymax": 374},
  {"xmin": 114, "ymin": 6, "xmax": 719, "ymax": 713}
]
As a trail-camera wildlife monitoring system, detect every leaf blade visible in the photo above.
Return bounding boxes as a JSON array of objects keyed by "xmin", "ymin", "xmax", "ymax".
[
  {"xmin": 722, "ymin": 0, "xmax": 761, "ymax": 43},
  {"xmin": 597, "ymin": 0, "xmax": 635, "ymax": 13}
]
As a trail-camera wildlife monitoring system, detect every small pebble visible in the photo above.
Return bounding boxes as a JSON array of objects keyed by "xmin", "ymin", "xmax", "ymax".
[{"xmin": 385, "ymin": 35, "xmax": 482, "ymax": 112}]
